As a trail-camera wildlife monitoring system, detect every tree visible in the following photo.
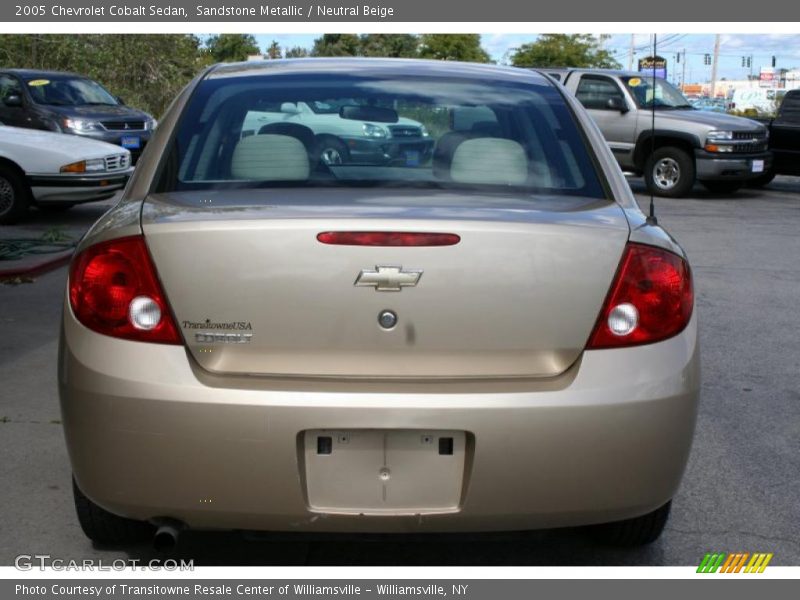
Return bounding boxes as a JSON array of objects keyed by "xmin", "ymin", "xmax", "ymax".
[
  {"xmin": 285, "ymin": 46, "xmax": 309, "ymax": 59},
  {"xmin": 510, "ymin": 34, "xmax": 620, "ymax": 69},
  {"xmin": 359, "ymin": 34, "xmax": 419, "ymax": 58},
  {"xmin": 265, "ymin": 40, "xmax": 282, "ymax": 60},
  {"xmin": 418, "ymin": 34, "xmax": 491, "ymax": 63},
  {"xmin": 311, "ymin": 34, "xmax": 360, "ymax": 57},
  {"xmin": 0, "ymin": 34, "xmax": 204, "ymax": 117},
  {"xmin": 205, "ymin": 34, "xmax": 260, "ymax": 63}
]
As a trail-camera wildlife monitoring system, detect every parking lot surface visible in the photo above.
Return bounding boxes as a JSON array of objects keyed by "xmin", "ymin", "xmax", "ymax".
[{"xmin": 1, "ymin": 179, "xmax": 798, "ymax": 566}]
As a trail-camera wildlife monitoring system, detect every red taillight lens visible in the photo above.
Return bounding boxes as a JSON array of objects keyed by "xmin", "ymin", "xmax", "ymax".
[
  {"xmin": 317, "ymin": 231, "xmax": 460, "ymax": 246},
  {"xmin": 586, "ymin": 242, "xmax": 693, "ymax": 349},
  {"xmin": 69, "ymin": 236, "xmax": 182, "ymax": 344}
]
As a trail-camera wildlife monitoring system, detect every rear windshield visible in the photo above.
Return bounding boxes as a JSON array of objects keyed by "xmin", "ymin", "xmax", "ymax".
[{"xmin": 161, "ymin": 70, "xmax": 607, "ymax": 199}]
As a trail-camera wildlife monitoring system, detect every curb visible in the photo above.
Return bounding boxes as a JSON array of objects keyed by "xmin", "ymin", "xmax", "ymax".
[{"xmin": 0, "ymin": 250, "xmax": 73, "ymax": 280}]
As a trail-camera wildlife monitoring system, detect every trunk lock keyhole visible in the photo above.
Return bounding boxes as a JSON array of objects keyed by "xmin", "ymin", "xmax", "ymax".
[{"xmin": 378, "ymin": 310, "xmax": 397, "ymax": 329}]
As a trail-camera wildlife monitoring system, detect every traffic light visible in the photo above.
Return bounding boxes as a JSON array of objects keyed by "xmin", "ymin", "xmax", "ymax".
[
  {"xmin": 742, "ymin": 56, "xmax": 746, "ymax": 67},
  {"xmin": 772, "ymin": 56, "xmax": 777, "ymax": 67},
  {"xmin": 704, "ymin": 54, "xmax": 711, "ymax": 65}
]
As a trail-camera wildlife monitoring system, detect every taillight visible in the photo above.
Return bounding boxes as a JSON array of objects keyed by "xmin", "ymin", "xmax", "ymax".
[
  {"xmin": 586, "ymin": 242, "xmax": 693, "ymax": 349},
  {"xmin": 317, "ymin": 231, "xmax": 460, "ymax": 246},
  {"xmin": 68, "ymin": 236, "xmax": 181, "ymax": 344}
]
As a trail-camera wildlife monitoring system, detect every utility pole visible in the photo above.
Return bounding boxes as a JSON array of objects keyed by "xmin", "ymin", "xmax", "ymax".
[
  {"xmin": 710, "ymin": 34, "xmax": 720, "ymax": 98},
  {"xmin": 681, "ymin": 48, "xmax": 687, "ymax": 90},
  {"xmin": 628, "ymin": 34, "xmax": 635, "ymax": 71}
]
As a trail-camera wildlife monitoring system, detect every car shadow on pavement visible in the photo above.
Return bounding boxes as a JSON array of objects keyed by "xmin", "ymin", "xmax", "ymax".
[
  {"xmin": 104, "ymin": 528, "xmax": 665, "ymax": 566},
  {"xmin": 626, "ymin": 176, "xmax": 800, "ymax": 199}
]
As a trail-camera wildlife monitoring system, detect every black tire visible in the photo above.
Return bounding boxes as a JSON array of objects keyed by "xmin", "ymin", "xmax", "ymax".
[
  {"xmin": 746, "ymin": 171, "xmax": 776, "ymax": 188},
  {"xmin": 316, "ymin": 137, "xmax": 349, "ymax": 166},
  {"xmin": 701, "ymin": 181, "xmax": 743, "ymax": 194},
  {"xmin": 73, "ymin": 478, "xmax": 154, "ymax": 545},
  {"xmin": 644, "ymin": 147, "xmax": 695, "ymax": 198},
  {"xmin": 0, "ymin": 164, "xmax": 31, "ymax": 224},
  {"xmin": 589, "ymin": 501, "xmax": 671, "ymax": 546}
]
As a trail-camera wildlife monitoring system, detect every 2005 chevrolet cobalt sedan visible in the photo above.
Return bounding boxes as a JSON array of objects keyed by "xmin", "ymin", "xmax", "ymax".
[{"xmin": 59, "ymin": 58, "xmax": 699, "ymax": 549}]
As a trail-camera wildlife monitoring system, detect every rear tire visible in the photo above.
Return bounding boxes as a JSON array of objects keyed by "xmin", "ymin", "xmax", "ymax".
[
  {"xmin": 0, "ymin": 164, "xmax": 31, "ymax": 224},
  {"xmin": 644, "ymin": 147, "xmax": 695, "ymax": 198},
  {"xmin": 746, "ymin": 171, "xmax": 776, "ymax": 188},
  {"xmin": 589, "ymin": 501, "xmax": 671, "ymax": 546},
  {"xmin": 701, "ymin": 181, "xmax": 743, "ymax": 194},
  {"xmin": 73, "ymin": 478, "xmax": 154, "ymax": 545}
]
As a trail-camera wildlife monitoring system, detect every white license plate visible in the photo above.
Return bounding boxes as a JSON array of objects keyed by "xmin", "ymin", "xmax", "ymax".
[
  {"xmin": 303, "ymin": 429, "xmax": 466, "ymax": 514},
  {"xmin": 752, "ymin": 159, "xmax": 765, "ymax": 173}
]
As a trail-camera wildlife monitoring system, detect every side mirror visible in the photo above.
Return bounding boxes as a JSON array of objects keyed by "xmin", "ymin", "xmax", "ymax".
[
  {"xmin": 280, "ymin": 102, "xmax": 301, "ymax": 115},
  {"xmin": 116, "ymin": 96, "xmax": 125, "ymax": 105},
  {"xmin": 3, "ymin": 94, "xmax": 23, "ymax": 108},
  {"xmin": 607, "ymin": 97, "xmax": 628, "ymax": 113}
]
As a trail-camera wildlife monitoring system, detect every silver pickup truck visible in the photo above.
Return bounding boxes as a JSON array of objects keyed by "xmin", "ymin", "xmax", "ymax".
[{"xmin": 543, "ymin": 69, "xmax": 771, "ymax": 197}]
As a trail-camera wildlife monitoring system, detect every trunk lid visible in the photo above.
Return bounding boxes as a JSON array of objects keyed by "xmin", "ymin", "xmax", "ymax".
[{"xmin": 142, "ymin": 189, "xmax": 630, "ymax": 379}]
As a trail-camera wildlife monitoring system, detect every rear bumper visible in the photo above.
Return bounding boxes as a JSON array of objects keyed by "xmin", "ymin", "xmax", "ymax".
[
  {"xmin": 694, "ymin": 150, "xmax": 772, "ymax": 181},
  {"xmin": 59, "ymin": 307, "xmax": 699, "ymax": 533}
]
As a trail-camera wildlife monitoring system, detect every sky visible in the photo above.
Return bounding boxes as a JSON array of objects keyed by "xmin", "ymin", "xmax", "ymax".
[{"xmin": 251, "ymin": 33, "xmax": 800, "ymax": 83}]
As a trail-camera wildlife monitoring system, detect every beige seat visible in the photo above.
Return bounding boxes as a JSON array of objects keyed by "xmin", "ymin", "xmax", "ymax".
[
  {"xmin": 231, "ymin": 134, "xmax": 310, "ymax": 181},
  {"xmin": 450, "ymin": 138, "xmax": 528, "ymax": 186}
]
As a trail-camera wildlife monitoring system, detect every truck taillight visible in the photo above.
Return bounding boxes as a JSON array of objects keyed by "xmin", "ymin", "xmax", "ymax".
[
  {"xmin": 68, "ymin": 236, "xmax": 182, "ymax": 344},
  {"xmin": 586, "ymin": 243, "xmax": 693, "ymax": 349}
]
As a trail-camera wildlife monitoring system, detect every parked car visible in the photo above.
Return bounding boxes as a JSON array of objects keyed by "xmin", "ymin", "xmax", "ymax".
[
  {"xmin": 545, "ymin": 69, "xmax": 771, "ymax": 197},
  {"xmin": 748, "ymin": 89, "xmax": 800, "ymax": 187},
  {"xmin": 727, "ymin": 87, "xmax": 785, "ymax": 115},
  {"xmin": 0, "ymin": 124, "xmax": 132, "ymax": 223},
  {"xmin": 61, "ymin": 59, "xmax": 698, "ymax": 549},
  {"xmin": 0, "ymin": 69, "xmax": 155, "ymax": 163},
  {"xmin": 688, "ymin": 97, "xmax": 727, "ymax": 114},
  {"xmin": 242, "ymin": 100, "xmax": 435, "ymax": 166}
]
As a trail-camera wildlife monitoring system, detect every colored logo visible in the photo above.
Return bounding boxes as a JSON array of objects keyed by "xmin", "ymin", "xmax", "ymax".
[{"xmin": 697, "ymin": 552, "xmax": 773, "ymax": 573}]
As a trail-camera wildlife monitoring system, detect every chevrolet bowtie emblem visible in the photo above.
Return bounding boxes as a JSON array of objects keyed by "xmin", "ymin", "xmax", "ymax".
[{"xmin": 355, "ymin": 266, "xmax": 423, "ymax": 292}]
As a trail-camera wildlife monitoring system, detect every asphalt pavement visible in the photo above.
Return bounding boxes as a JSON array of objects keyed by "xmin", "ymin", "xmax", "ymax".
[{"xmin": 1, "ymin": 180, "xmax": 798, "ymax": 566}]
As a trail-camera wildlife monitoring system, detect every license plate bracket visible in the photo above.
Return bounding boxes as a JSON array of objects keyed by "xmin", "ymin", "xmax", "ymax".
[
  {"xmin": 303, "ymin": 429, "xmax": 466, "ymax": 514},
  {"xmin": 751, "ymin": 159, "xmax": 765, "ymax": 173}
]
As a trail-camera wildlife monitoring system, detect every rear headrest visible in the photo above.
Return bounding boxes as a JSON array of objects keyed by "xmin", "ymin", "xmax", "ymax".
[
  {"xmin": 231, "ymin": 134, "xmax": 309, "ymax": 181},
  {"xmin": 450, "ymin": 138, "xmax": 528, "ymax": 186}
]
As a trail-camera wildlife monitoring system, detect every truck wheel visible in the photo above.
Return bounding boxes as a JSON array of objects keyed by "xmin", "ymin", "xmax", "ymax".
[
  {"xmin": 589, "ymin": 500, "xmax": 671, "ymax": 546},
  {"xmin": 73, "ymin": 478, "xmax": 154, "ymax": 545},
  {"xmin": 746, "ymin": 171, "xmax": 776, "ymax": 188},
  {"xmin": 644, "ymin": 147, "xmax": 695, "ymax": 198},
  {"xmin": 701, "ymin": 181, "xmax": 743, "ymax": 194},
  {"xmin": 0, "ymin": 164, "xmax": 31, "ymax": 224},
  {"xmin": 317, "ymin": 138, "xmax": 349, "ymax": 166}
]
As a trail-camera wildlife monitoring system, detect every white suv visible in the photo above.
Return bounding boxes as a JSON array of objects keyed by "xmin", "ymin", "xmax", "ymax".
[{"xmin": 242, "ymin": 100, "xmax": 434, "ymax": 166}]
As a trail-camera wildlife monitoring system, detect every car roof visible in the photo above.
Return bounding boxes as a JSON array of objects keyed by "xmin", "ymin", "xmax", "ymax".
[
  {"xmin": 206, "ymin": 58, "xmax": 554, "ymax": 86},
  {"xmin": 1, "ymin": 68, "xmax": 87, "ymax": 79}
]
